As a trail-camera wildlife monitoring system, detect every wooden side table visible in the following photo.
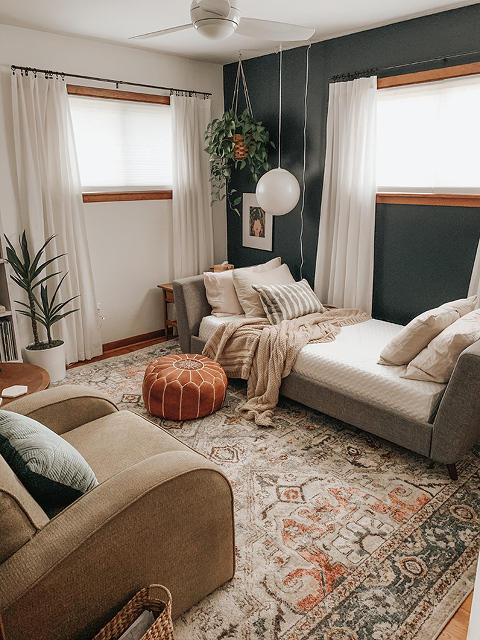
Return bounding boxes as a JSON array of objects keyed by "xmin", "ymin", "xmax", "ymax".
[
  {"xmin": 157, "ymin": 283, "xmax": 177, "ymax": 340},
  {"xmin": 0, "ymin": 362, "xmax": 50, "ymax": 405}
]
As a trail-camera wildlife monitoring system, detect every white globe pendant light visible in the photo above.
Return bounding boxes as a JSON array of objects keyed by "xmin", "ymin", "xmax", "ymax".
[
  {"xmin": 256, "ymin": 168, "xmax": 300, "ymax": 216},
  {"xmin": 256, "ymin": 46, "xmax": 300, "ymax": 216}
]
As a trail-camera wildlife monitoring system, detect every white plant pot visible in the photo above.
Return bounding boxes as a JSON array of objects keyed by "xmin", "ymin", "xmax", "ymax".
[{"xmin": 25, "ymin": 341, "xmax": 66, "ymax": 383}]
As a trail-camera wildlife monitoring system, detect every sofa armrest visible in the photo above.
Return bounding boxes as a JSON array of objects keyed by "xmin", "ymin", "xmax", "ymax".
[
  {"xmin": 430, "ymin": 339, "xmax": 480, "ymax": 464},
  {"xmin": 4, "ymin": 385, "xmax": 118, "ymax": 435},
  {"xmin": 0, "ymin": 451, "xmax": 235, "ymax": 640},
  {"xmin": 173, "ymin": 274, "xmax": 211, "ymax": 353}
]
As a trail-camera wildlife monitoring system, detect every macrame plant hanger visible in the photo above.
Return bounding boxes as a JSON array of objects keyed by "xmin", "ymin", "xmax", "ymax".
[{"xmin": 231, "ymin": 56, "xmax": 254, "ymax": 160}]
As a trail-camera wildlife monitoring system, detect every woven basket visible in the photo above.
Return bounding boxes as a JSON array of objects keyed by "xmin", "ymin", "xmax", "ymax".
[
  {"xmin": 93, "ymin": 585, "xmax": 174, "ymax": 640},
  {"xmin": 233, "ymin": 133, "xmax": 248, "ymax": 159}
]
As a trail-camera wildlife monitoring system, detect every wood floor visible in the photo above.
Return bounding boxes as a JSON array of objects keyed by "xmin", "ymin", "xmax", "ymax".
[
  {"xmin": 68, "ymin": 334, "xmax": 474, "ymax": 639},
  {"xmin": 67, "ymin": 333, "xmax": 170, "ymax": 369},
  {"xmin": 438, "ymin": 592, "xmax": 472, "ymax": 640}
]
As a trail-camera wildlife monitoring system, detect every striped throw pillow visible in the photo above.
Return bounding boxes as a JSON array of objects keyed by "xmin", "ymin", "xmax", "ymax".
[{"xmin": 252, "ymin": 280, "xmax": 325, "ymax": 325}]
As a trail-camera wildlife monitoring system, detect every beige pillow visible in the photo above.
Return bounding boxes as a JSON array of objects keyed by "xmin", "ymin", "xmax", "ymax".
[
  {"xmin": 401, "ymin": 309, "xmax": 480, "ymax": 383},
  {"xmin": 232, "ymin": 263, "xmax": 295, "ymax": 317},
  {"xmin": 378, "ymin": 296, "xmax": 477, "ymax": 366},
  {"xmin": 204, "ymin": 257, "xmax": 281, "ymax": 317},
  {"xmin": 204, "ymin": 270, "xmax": 243, "ymax": 317}
]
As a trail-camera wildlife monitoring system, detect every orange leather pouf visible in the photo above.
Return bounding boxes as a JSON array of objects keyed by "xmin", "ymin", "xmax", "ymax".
[{"xmin": 143, "ymin": 353, "xmax": 228, "ymax": 420}]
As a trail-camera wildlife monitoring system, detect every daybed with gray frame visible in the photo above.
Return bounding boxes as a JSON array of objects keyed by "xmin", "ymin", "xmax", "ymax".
[{"xmin": 173, "ymin": 274, "xmax": 480, "ymax": 480}]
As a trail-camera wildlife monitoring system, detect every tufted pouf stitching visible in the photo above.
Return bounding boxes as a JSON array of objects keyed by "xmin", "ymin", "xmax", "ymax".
[{"xmin": 142, "ymin": 353, "xmax": 228, "ymax": 420}]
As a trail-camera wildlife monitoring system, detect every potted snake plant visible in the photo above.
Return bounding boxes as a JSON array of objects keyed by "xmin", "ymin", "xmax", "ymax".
[
  {"xmin": 5, "ymin": 231, "xmax": 79, "ymax": 382},
  {"xmin": 205, "ymin": 108, "xmax": 274, "ymax": 214}
]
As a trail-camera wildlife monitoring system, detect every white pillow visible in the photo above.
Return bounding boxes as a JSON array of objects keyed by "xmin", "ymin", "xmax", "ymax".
[
  {"xmin": 401, "ymin": 308, "xmax": 480, "ymax": 383},
  {"xmin": 378, "ymin": 296, "xmax": 477, "ymax": 366},
  {"xmin": 203, "ymin": 270, "xmax": 243, "ymax": 317},
  {"xmin": 204, "ymin": 257, "xmax": 281, "ymax": 317},
  {"xmin": 232, "ymin": 263, "xmax": 295, "ymax": 317}
]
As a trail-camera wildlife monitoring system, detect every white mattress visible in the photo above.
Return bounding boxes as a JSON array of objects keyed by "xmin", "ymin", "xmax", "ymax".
[{"xmin": 198, "ymin": 315, "xmax": 447, "ymax": 423}]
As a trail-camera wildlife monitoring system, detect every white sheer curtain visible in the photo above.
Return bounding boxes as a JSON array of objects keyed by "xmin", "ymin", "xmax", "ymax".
[
  {"xmin": 171, "ymin": 94, "xmax": 214, "ymax": 279},
  {"xmin": 314, "ymin": 76, "xmax": 377, "ymax": 314},
  {"xmin": 468, "ymin": 238, "xmax": 480, "ymax": 308},
  {"xmin": 12, "ymin": 73, "xmax": 102, "ymax": 363}
]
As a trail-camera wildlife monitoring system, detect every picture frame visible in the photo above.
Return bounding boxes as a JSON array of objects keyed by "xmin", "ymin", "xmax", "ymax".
[{"xmin": 242, "ymin": 193, "xmax": 273, "ymax": 251}]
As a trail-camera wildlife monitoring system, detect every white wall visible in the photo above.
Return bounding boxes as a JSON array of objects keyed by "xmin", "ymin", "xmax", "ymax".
[
  {"xmin": 83, "ymin": 200, "xmax": 174, "ymax": 344},
  {"xmin": 467, "ymin": 552, "xmax": 480, "ymax": 639},
  {"xmin": 0, "ymin": 23, "xmax": 226, "ymax": 346}
]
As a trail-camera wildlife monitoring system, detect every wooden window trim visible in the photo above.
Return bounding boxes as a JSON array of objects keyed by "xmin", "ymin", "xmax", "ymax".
[
  {"xmin": 83, "ymin": 190, "xmax": 172, "ymax": 203},
  {"xmin": 376, "ymin": 193, "xmax": 480, "ymax": 207},
  {"xmin": 377, "ymin": 63, "xmax": 480, "ymax": 206},
  {"xmin": 377, "ymin": 61, "xmax": 480, "ymax": 89},
  {"xmin": 67, "ymin": 84, "xmax": 170, "ymax": 105},
  {"xmin": 68, "ymin": 85, "xmax": 171, "ymax": 203}
]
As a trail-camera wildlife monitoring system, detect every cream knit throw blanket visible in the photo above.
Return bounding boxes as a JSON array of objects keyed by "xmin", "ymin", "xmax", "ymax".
[{"xmin": 203, "ymin": 308, "xmax": 370, "ymax": 426}]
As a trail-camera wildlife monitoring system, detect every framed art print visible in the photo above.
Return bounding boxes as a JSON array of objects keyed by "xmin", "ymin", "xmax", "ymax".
[{"xmin": 242, "ymin": 193, "xmax": 273, "ymax": 251}]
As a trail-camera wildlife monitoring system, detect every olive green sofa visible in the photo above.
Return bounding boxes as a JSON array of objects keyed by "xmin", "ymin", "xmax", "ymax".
[{"xmin": 0, "ymin": 385, "xmax": 235, "ymax": 640}]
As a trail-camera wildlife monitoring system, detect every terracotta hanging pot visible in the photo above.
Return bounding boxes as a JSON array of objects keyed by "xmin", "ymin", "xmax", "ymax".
[{"xmin": 233, "ymin": 133, "xmax": 248, "ymax": 159}]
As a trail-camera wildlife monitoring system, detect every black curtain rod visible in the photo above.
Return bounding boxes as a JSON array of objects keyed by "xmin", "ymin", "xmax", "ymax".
[
  {"xmin": 329, "ymin": 48, "xmax": 480, "ymax": 82},
  {"xmin": 11, "ymin": 65, "xmax": 212, "ymax": 97}
]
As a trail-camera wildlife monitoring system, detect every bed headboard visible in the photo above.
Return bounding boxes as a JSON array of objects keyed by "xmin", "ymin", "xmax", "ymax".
[{"xmin": 172, "ymin": 275, "xmax": 211, "ymax": 353}]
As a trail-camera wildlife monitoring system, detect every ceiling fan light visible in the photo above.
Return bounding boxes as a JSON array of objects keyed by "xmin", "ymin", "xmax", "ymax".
[
  {"xmin": 256, "ymin": 168, "xmax": 300, "ymax": 216},
  {"xmin": 194, "ymin": 18, "xmax": 238, "ymax": 40},
  {"xmin": 190, "ymin": 2, "xmax": 240, "ymax": 40}
]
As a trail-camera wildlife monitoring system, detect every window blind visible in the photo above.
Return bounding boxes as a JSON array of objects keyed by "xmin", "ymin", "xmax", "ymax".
[
  {"xmin": 68, "ymin": 95, "xmax": 172, "ymax": 190},
  {"xmin": 376, "ymin": 73, "xmax": 480, "ymax": 193}
]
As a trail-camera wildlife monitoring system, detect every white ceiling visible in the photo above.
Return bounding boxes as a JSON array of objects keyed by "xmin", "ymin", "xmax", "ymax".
[{"xmin": 0, "ymin": 0, "xmax": 478, "ymax": 64}]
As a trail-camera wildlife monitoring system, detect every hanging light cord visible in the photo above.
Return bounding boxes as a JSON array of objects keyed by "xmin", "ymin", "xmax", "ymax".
[
  {"xmin": 299, "ymin": 43, "xmax": 311, "ymax": 280},
  {"xmin": 278, "ymin": 47, "xmax": 283, "ymax": 168}
]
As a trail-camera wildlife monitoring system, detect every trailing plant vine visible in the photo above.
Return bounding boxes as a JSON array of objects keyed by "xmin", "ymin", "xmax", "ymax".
[{"xmin": 204, "ymin": 59, "xmax": 274, "ymax": 215}]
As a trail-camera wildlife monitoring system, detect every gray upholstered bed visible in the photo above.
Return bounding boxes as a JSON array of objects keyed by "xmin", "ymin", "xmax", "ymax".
[{"xmin": 173, "ymin": 274, "xmax": 480, "ymax": 479}]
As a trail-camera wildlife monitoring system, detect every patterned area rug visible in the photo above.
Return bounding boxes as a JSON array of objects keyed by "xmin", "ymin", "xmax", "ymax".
[{"xmin": 59, "ymin": 340, "xmax": 480, "ymax": 640}]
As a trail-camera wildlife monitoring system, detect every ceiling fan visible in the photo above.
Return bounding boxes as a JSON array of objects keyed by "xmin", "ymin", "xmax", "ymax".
[{"xmin": 130, "ymin": 0, "xmax": 315, "ymax": 42}]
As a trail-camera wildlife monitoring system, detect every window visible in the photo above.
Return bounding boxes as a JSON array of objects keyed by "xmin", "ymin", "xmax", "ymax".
[
  {"xmin": 67, "ymin": 86, "xmax": 172, "ymax": 203},
  {"xmin": 376, "ymin": 62, "xmax": 480, "ymax": 207}
]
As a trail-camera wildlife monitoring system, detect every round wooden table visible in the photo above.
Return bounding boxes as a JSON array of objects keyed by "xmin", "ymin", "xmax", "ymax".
[{"xmin": 0, "ymin": 362, "xmax": 50, "ymax": 405}]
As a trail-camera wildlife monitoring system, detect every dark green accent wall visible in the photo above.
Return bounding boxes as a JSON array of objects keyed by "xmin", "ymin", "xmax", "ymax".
[{"xmin": 223, "ymin": 4, "xmax": 480, "ymax": 325}]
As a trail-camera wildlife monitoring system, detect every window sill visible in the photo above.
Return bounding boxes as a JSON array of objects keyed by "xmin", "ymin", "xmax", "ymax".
[
  {"xmin": 82, "ymin": 190, "xmax": 173, "ymax": 203},
  {"xmin": 376, "ymin": 193, "xmax": 480, "ymax": 207}
]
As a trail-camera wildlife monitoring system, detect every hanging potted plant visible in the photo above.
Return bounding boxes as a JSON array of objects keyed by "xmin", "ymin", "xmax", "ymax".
[
  {"xmin": 205, "ymin": 59, "xmax": 274, "ymax": 214},
  {"xmin": 5, "ymin": 232, "xmax": 79, "ymax": 382}
]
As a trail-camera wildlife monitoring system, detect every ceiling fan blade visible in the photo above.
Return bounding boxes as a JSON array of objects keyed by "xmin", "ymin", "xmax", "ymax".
[
  {"xmin": 130, "ymin": 24, "xmax": 193, "ymax": 40},
  {"xmin": 196, "ymin": 0, "xmax": 231, "ymax": 18},
  {"xmin": 236, "ymin": 18, "xmax": 315, "ymax": 42}
]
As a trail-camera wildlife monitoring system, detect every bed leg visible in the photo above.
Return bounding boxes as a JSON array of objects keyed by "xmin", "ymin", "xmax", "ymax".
[{"xmin": 447, "ymin": 463, "xmax": 458, "ymax": 481}]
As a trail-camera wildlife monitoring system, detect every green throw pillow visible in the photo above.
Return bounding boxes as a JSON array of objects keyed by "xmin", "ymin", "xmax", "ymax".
[{"xmin": 0, "ymin": 410, "xmax": 98, "ymax": 514}]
